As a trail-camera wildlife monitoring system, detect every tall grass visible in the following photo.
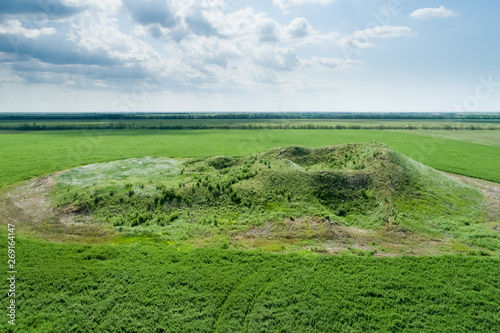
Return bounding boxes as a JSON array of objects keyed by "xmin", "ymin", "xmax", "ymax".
[{"xmin": 1, "ymin": 232, "xmax": 499, "ymax": 332}]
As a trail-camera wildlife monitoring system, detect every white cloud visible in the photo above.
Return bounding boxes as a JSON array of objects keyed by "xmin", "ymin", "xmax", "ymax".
[
  {"xmin": 258, "ymin": 19, "xmax": 281, "ymax": 42},
  {"xmin": 227, "ymin": 14, "xmax": 336, "ymax": 45},
  {"xmin": 0, "ymin": 70, "xmax": 23, "ymax": 87},
  {"xmin": 286, "ymin": 17, "xmax": 314, "ymax": 38},
  {"xmin": 254, "ymin": 45, "xmax": 299, "ymax": 71},
  {"xmin": 338, "ymin": 25, "xmax": 414, "ymax": 52},
  {"xmin": 301, "ymin": 57, "xmax": 361, "ymax": 72},
  {"xmin": 0, "ymin": 0, "xmax": 348, "ymax": 94},
  {"xmin": 285, "ymin": 18, "xmax": 337, "ymax": 44},
  {"xmin": 410, "ymin": 6, "xmax": 458, "ymax": 20},
  {"xmin": 171, "ymin": 36, "xmax": 243, "ymax": 70},
  {"xmin": 0, "ymin": 20, "xmax": 56, "ymax": 39},
  {"xmin": 274, "ymin": 0, "xmax": 336, "ymax": 10},
  {"xmin": 65, "ymin": 0, "xmax": 121, "ymax": 13},
  {"xmin": 68, "ymin": 13, "xmax": 162, "ymax": 66}
]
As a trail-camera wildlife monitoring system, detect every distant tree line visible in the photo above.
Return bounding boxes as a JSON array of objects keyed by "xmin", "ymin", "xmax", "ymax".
[
  {"xmin": 1, "ymin": 112, "xmax": 500, "ymax": 121},
  {"xmin": 3, "ymin": 122, "xmax": 500, "ymax": 131}
]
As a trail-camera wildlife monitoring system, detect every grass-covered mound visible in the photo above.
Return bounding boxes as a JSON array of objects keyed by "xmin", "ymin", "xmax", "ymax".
[{"xmin": 48, "ymin": 142, "xmax": 499, "ymax": 253}]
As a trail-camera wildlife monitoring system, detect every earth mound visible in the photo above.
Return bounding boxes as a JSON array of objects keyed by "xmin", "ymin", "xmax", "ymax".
[
  {"xmin": 4, "ymin": 142, "xmax": 499, "ymax": 254},
  {"xmin": 49, "ymin": 142, "xmax": 488, "ymax": 246}
]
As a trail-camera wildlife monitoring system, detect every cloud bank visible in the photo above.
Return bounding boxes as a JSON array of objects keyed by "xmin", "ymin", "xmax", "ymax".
[
  {"xmin": 0, "ymin": 0, "xmax": 352, "ymax": 92},
  {"xmin": 410, "ymin": 6, "xmax": 458, "ymax": 20}
]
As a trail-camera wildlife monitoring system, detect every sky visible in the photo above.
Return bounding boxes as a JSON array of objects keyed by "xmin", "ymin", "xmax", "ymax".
[{"xmin": 0, "ymin": 0, "xmax": 499, "ymax": 112}]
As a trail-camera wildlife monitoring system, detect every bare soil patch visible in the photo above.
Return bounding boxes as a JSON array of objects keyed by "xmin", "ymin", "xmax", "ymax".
[
  {"xmin": 234, "ymin": 217, "xmax": 448, "ymax": 256},
  {"xmin": 0, "ymin": 173, "xmax": 115, "ymax": 243}
]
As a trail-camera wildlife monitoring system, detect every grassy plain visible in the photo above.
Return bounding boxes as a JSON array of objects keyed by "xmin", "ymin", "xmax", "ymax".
[
  {"xmin": 397, "ymin": 130, "xmax": 500, "ymax": 147},
  {"xmin": 0, "ymin": 118, "xmax": 500, "ymax": 127},
  {"xmin": 1, "ymin": 129, "xmax": 500, "ymax": 189},
  {"xmin": 1, "ymin": 116, "xmax": 500, "ymax": 128},
  {"xmin": 1, "ymin": 234, "xmax": 499, "ymax": 332}
]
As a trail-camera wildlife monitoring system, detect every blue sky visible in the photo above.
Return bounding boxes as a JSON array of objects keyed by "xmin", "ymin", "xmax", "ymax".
[{"xmin": 0, "ymin": 0, "xmax": 499, "ymax": 112}]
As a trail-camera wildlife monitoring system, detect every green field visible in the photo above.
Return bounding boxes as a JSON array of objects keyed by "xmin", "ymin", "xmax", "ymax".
[
  {"xmin": 1, "ymin": 126, "xmax": 499, "ymax": 332},
  {"xmin": 1, "ymin": 234, "xmax": 499, "ymax": 332},
  {"xmin": 1, "ymin": 129, "xmax": 500, "ymax": 189},
  {"xmin": 1, "ymin": 117, "xmax": 500, "ymax": 131},
  {"xmin": 397, "ymin": 130, "xmax": 500, "ymax": 147}
]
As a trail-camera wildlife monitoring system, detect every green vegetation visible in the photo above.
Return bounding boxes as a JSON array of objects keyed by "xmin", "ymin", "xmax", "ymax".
[
  {"xmin": 1, "ymin": 112, "xmax": 500, "ymax": 130},
  {"xmin": 1, "ymin": 129, "xmax": 500, "ymax": 190},
  {"xmin": 1, "ymin": 114, "xmax": 499, "ymax": 332},
  {"xmin": 48, "ymin": 143, "xmax": 498, "ymax": 253},
  {"xmin": 1, "ymin": 234, "xmax": 499, "ymax": 332},
  {"xmin": 397, "ymin": 130, "xmax": 500, "ymax": 147},
  {"xmin": 2, "ymin": 118, "xmax": 500, "ymax": 131}
]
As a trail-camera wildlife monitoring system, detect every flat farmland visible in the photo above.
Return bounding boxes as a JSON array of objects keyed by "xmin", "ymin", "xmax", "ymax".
[
  {"xmin": 1, "ymin": 233, "xmax": 499, "ymax": 333},
  {"xmin": 1, "ymin": 117, "xmax": 500, "ymax": 130},
  {"xmin": 395, "ymin": 130, "xmax": 500, "ymax": 147},
  {"xmin": 1, "ymin": 129, "xmax": 500, "ymax": 188}
]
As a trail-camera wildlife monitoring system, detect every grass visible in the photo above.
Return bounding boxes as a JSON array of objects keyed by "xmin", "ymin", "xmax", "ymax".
[
  {"xmin": 1, "ymin": 233, "xmax": 499, "ymax": 332},
  {"xmin": 395, "ymin": 130, "xmax": 500, "ymax": 147},
  {"xmin": 2, "ymin": 117, "xmax": 500, "ymax": 129},
  {"xmin": 1, "ymin": 129, "xmax": 500, "ymax": 189}
]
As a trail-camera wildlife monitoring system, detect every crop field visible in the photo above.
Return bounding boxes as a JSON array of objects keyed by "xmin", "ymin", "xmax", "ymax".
[
  {"xmin": 1, "ymin": 129, "xmax": 500, "ymax": 189},
  {"xmin": 2, "ymin": 117, "xmax": 500, "ymax": 128},
  {"xmin": 1, "ymin": 113, "xmax": 500, "ymax": 130},
  {"xmin": 396, "ymin": 130, "xmax": 500, "ymax": 147},
  {"xmin": 1, "ymin": 120, "xmax": 499, "ymax": 332},
  {"xmin": 2, "ymin": 117, "xmax": 444, "ymax": 125},
  {"xmin": 1, "ymin": 234, "xmax": 499, "ymax": 332}
]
